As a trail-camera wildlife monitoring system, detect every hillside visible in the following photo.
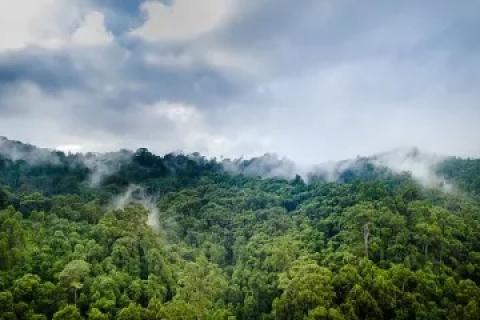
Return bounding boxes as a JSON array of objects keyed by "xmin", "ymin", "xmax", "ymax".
[{"xmin": 1, "ymin": 138, "xmax": 480, "ymax": 319}]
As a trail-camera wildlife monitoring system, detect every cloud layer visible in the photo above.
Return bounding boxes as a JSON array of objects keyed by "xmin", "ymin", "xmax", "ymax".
[{"xmin": 1, "ymin": 0, "xmax": 479, "ymax": 163}]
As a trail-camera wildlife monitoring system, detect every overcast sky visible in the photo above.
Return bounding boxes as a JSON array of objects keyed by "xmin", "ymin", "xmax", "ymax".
[{"xmin": 0, "ymin": 0, "xmax": 479, "ymax": 164}]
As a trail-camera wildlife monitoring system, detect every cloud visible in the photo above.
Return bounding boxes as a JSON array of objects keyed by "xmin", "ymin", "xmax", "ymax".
[
  {"xmin": 222, "ymin": 153, "xmax": 302, "ymax": 180},
  {"xmin": 71, "ymin": 11, "xmax": 113, "ymax": 46},
  {"xmin": 81, "ymin": 150, "xmax": 133, "ymax": 186},
  {"xmin": 0, "ymin": 136, "xmax": 61, "ymax": 165},
  {"xmin": 0, "ymin": 0, "xmax": 479, "ymax": 164},
  {"xmin": 0, "ymin": 1, "xmax": 114, "ymax": 51},
  {"xmin": 371, "ymin": 148, "xmax": 454, "ymax": 191},
  {"xmin": 0, "ymin": 50, "xmax": 85, "ymax": 93},
  {"xmin": 128, "ymin": 101, "xmax": 230, "ymax": 155},
  {"xmin": 130, "ymin": 0, "xmax": 232, "ymax": 42},
  {"xmin": 0, "ymin": 0, "xmax": 91, "ymax": 51},
  {"xmin": 0, "ymin": 0, "xmax": 65, "ymax": 51}
]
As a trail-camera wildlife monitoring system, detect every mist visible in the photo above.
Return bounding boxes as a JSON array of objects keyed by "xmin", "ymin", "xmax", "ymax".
[
  {"xmin": 0, "ymin": 136, "xmax": 61, "ymax": 165},
  {"xmin": 80, "ymin": 150, "xmax": 133, "ymax": 186},
  {"xmin": 220, "ymin": 147, "xmax": 457, "ymax": 193},
  {"xmin": 0, "ymin": 135, "xmax": 461, "ymax": 194},
  {"xmin": 222, "ymin": 153, "xmax": 303, "ymax": 180},
  {"xmin": 371, "ymin": 147, "xmax": 454, "ymax": 192},
  {"xmin": 111, "ymin": 184, "xmax": 161, "ymax": 232}
]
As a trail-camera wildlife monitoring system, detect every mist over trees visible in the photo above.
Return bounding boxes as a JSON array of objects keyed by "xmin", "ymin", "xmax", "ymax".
[{"xmin": 1, "ymin": 137, "xmax": 480, "ymax": 319}]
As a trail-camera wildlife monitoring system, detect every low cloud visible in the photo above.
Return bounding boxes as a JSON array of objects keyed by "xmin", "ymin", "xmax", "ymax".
[
  {"xmin": 222, "ymin": 153, "xmax": 303, "ymax": 180},
  {"xmin": 371, "ymin": 147, "xmax": 454, "ymax": 191},
  {"xmin": 80, "ymin": 150, "xmax": 133, "ymax": 186},
  {"xmin": 111, "ymin": 184, "xmax": 161, "ymax": 232},
  {"xmin": 0, "ymin": 136, "xmax": 61, "ymax": 165},
  {"xmin": 221, "ymin": 148, "xmax": 457, "ymax": 193}
]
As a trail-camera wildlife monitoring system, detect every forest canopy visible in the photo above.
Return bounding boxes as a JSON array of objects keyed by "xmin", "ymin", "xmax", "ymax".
[{"xmin": 1, "ymin": 137, "xmax": 480, "ymax": 319}]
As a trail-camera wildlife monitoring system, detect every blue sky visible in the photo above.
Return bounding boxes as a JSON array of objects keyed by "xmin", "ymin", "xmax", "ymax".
[{"xmin": 0, "ymin": 0, "xmax": 479, "ymax": 164}]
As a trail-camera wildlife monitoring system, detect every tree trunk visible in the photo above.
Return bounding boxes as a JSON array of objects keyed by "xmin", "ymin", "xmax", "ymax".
[{"xmin": 363, "ymin": 223, "xmax": 370, "ymax": 258}]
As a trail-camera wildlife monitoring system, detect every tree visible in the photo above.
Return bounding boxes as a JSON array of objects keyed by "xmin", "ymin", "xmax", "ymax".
[
  {"xmin": 59, "ymin": 260, "xmax": 91, "ymax": 306},
  {"xmin": 308, "ymin": 306, "xmax": 345, "ymax": 320},
  {"xmin": 173, "ymin": 256, "xmax": 229, "ymax": 318},
  {"xmin": 343, "ymin": 284, "xmax": 382, "ymax": 320},
  {"xmin": 0, "ymin": 291, "xmax": 14, "ymax": 317},
  {"xmin": 111, "ymin": 237, "xmax": 140, "ymax": 276},
  {"xmin": 0, "ymin": 207, "xmax": 26, "ymax": 269},
  {"xmin": 52, "ymin": 305, "xmax": 83, "ymax": 320},
  {"xmin": 89, "ymin": 275, "xmax": 119, "ymax": 315},
  {"xmin": 88, "ymin": 308, "xmax": 110, "ymax": 320},
  {"xmin": 117, "ymin": 303, "xmax": 143, "ymax": 320},
  {"xmin": 273, "ymin": 258, "xmax": 336, "ymax": 319}
]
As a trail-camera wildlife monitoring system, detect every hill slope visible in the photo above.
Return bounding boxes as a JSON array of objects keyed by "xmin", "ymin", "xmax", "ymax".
[{"xmin": 1, "ymin": 137, "xmax": 480, "ymax": 319}]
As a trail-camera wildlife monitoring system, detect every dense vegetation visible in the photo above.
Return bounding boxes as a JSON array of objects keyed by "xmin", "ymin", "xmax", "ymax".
[{"xmin": 1, "ymin": 138, "xmax": 480, "ymax": 319}]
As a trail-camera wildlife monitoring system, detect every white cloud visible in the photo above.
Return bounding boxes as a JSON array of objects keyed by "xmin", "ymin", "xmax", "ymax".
[
  {"xmin": 71, "ymin": 11, "xmax": 113, "ymax": 46},
  {"xmin": 0, "ymin": 1, "xmax": 112, "ymax": 51},
  {"xmin": 0, "ymin": 0, "xmax": 71, "ymax": 50},
  {"xmin": 142, "ymin": 101, "xmax": 229, "ymax": 155},
  {"xmin": 372, "ymin": 148, "xmax": 454, "ymax": 191},
  {"xmin": 55, "ymin": 144, "xmax": 85, "ymax": 153},
  {"xmin": 130, "ymin": 0, "xmax": 232, "ymax": 42}
]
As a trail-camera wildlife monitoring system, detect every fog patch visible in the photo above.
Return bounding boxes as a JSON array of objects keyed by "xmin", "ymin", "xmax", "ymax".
[
  {"xmin": 80, "ymin": 150, "xmax": 132, "ymax": 186},
  {"xmin": 0, "ymin": 136, "xmax": 132, "ymax": 186},
  {"xmin": 307, "ymin": 159, "xmax": 362, "ymax": 182},
  {"xmin": 0, "ymin": 136, "xmax": 61, "ymax": 165},
  {"xmin": 222, "ymin": 153, "xmax": 306, "ymax": 180},
  {"xmin": 370, "ymin": 147, "xmax": 454, "ymax": 191},
  {"xmin": 220, "ymin": 148, "xmax": 456, "ymax": 192},
  {"xmin": 306, "ymin": 148, "xmax": 455, "ymax": 191},
  {"xmin": 111, "ymin": 184, "xmax": 161, "ymax": 232}
]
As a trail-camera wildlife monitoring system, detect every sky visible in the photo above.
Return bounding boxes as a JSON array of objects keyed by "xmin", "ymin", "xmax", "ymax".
[{"xmin": 0, "ymin": 0, "xmax": 479, "ymax": 165}]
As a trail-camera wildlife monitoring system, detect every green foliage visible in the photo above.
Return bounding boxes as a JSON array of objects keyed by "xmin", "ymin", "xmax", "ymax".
[
  {"xmin": 1, "ymin": 141, "xmax": 480, "ymax": 319},
  {"xmin": 52, "ymin": 305, "xmax": 83, "ymax": 320},
  {"xmin": 58, "ymin": 259, "xmax": 91, "ymax": 305},
  {"xmin": 273, "ymin": 258, "xmax": 337, "ymax": 319},
  {"xmin": 437, "ymin": 157, "xmax": 480, "ymax": 196}
]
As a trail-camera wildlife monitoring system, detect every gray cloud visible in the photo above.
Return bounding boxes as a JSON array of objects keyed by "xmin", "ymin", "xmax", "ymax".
[
  {"xmin": 0, "ymin": 50, "xmax": 85, "ymax": 94},
  {"xmin": 0, "ymin": 0, "xmax": 479, "ymax": 163}
]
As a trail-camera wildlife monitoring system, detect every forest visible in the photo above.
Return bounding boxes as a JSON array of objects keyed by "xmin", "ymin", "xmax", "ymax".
[{"xmin": 1, "ymin": 137, "xmax": 480, "ymax": 320}]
